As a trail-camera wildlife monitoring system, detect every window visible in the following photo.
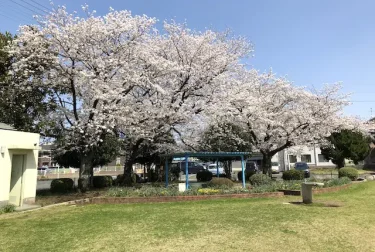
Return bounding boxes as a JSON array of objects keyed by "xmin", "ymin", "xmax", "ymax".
[
  {"xmin": 289, "ymin": 155, "xmax": 297, "ymax": 163},
  {"xmin": 318, "ymin": 154, "xmax": 329, "ymax": 162},
  {"xmin": 301, "ymin": 154, "xmax": 311, "ymax": 163}
]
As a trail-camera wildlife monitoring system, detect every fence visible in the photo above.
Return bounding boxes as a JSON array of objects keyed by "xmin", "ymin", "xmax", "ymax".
[{"xmin": 37, "ymin": 166, "xmax": 123, "ymax": 179}]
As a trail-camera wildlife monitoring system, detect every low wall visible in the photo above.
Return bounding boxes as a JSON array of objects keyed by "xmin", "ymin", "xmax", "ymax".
[{"xmin": 65, "ymin": 192, "xmax": 284, "ymax": 205}]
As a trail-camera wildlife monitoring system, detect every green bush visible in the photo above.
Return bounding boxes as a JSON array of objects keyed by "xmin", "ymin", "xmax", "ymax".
[
  {"xmin": 282, "ymin": 170, "xmax": 304, "ymax": 180},
  {"xmin": 338, "ymin": 167, "xmax": 358, "ymax": 181},
  {"xmin": 114, "ymin": 174, "xmax": 140, "ymax": 185},
  {"xmin": 250, "ymin": 183, "xmax": 280, "ymax": 193},
  {"xmin": 107, "ymin": 186, "xmax": 180, "ymax": 197},
  {"xmin": 50, "ymin": 178, "xmax": 74, "ymax": 193},
  {"xmin": 93, "ymin": 176, "xmax": 113, "ymax": 188},
  {"xmin": 0, "ymin": 204, "xmax": 16, "ymax": 214},
  {"xmin": 207, "ymin": 177, "xmax": 234, "ymax": 188},
  {"xmin": 249, "ymin": 174, "xmax": 272, "ymax": 186},
  {"xmin": 237, "ymin": 170, "xmax": 257, "ymax": 181},
  {"xmin": 196, "ymin": 170, "xmax": 213, "ymax": 182}
]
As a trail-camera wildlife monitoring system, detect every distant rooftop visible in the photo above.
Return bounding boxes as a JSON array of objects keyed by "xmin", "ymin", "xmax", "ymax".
[{"xmin": 0, "ymin": 123, "xmax": 16, "ymax": 131}]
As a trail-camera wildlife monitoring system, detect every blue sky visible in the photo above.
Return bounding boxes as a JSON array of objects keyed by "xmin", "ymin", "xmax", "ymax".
[{"xmin": 0, "ymin": 0, "xmax": 374, "ymax": 119}]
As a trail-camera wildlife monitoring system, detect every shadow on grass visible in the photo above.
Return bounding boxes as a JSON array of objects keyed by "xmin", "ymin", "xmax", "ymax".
[{"xmin": 287, "ymin": 201, "xmax": 344, "ymax": 207}]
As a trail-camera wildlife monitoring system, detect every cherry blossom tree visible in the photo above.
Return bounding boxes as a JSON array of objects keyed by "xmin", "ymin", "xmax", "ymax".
[
  {"xmin": 8, "ymin": 5, "xmax": 253, "ymax": 188},
  {"xmin": 206, "ymin": 69, "xmax": 359, "ymax": 175},
  {"xmin": 8, "ymin": 6, "xmax": 163, "ymax": 190},
  {"xmin": 116, "ymin": 22, "xmax": 252, "ymax": 184}
]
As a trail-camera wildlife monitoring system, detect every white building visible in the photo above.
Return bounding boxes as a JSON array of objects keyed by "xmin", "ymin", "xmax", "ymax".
[
  {"xmin": 282, "ymin": 145, "xmax": 336, "ymax": 170},
  {"xmin": 232, "ymin": 145, "xmax": 336, "ymax": 171},
  {"xmin": 0, "ymin": 123, "xmax": 40, "ymax": 207}
]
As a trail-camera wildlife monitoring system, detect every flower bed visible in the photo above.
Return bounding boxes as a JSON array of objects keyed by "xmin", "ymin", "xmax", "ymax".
[
  {"xmin": 104, "ymin": 177, "xmax": 352, "ymax": 198},
  {"xmin": 49, "ymin": 178, "xmax": 354, "ymax": 206},
  {"xmin": 67, "ymin": 192, "xmax": 284, "ymax": 205}
]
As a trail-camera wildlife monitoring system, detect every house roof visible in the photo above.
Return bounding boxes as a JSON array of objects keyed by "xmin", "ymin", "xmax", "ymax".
[{"xmin": 0, "ymin": 123, "xmax": 16, "ymax": 131}]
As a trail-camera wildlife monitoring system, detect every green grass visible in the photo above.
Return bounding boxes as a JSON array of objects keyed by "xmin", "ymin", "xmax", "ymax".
[{"xmin": 2, "ymin": 182, "xmax": 375, "ymax": 251}]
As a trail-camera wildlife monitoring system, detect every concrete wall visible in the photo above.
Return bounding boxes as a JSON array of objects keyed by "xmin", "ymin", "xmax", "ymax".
[{"xmin": 0, "ymin": 129, "xmax": 39, "ymax": 206}]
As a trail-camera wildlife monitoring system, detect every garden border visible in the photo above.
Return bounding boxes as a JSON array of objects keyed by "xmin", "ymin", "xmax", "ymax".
[
  {"xmin": 35, "ymin": 182, "xmax": 358, "ymax": 208},
  {"xmin": 65, "ymin": 192, "xmax": 284, "ymax": 205}
]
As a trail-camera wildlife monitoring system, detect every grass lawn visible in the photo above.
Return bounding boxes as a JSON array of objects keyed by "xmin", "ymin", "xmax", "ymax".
[{"xmin": 1, "ymin": 182, "xmax": 375, "ymax": 252}]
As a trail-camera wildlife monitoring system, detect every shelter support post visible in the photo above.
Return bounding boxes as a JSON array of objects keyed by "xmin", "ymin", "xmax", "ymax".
[
  {"xmin": 216, "ymin": 159, "xmax": 219, "ymax": 177},
  {"xmin": 241, "ymin": 155, "xmax": 246, "ymax": 188},
  {"xmin": 185, "ymin": 154, "xmax": 189, "ymax": 189},
  {"xmin": 165, "ymin": 159, "xmax": 169, "ymax": 188}
]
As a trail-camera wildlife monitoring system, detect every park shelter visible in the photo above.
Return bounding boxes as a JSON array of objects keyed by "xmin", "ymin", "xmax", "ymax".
[
  {"xmin": 161, "ymin": 152, "xmax": 251, "ymax": 189},
  {"xmin": 0, "ymin": 123, "xmax": 40, "ymax": 207}
]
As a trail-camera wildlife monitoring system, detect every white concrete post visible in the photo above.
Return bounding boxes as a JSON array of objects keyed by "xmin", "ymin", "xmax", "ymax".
[{"xmin": 301, "ymin": 182, "xmax": 324, "ymax": 204}]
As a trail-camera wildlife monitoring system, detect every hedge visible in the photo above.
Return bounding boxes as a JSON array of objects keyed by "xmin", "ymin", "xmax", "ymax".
[
  {"xmin": 93, "ymin": 176, "xmax": 113, "ymax": 188},
  {"xmin": 338, "ymin": 167, "xmax": 358, "ymax": 181},
  {"xmin": 249, "ymin": 174, "xmax": 272, "ymax": 186},
  {"xmin": 50, "ymin": 178, "xmax": 74, "ymax": 193},
  {"xmin": 207, "ymin": 177, "xmax": 234, "ymax": 188},
  {"xmin": 196, "ymin": 170, "xmax": 213, "ymax": 182},
  {"xmin": 237, "ymin": 170, "xmax": 257, "ymax": 182},
  {"xmin": 282, "ymin": 170, "xmax": 304, "ymax": 180}
]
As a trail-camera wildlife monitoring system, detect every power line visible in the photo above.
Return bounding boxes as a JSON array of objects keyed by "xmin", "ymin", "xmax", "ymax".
[
  {"xmin": 8, "ymin": 0, "xmax": 44, "ymax": 16},
  {"xmin": 0, "ymin": 2, "xmax": 35, "ymax": 24},
  {"xmin": 20, "ymin": 0, "xmax": 49, "ymax": 14},
  {"xmin": 28, "ymin": 0, "xmax": 51, "ymax": 12},
  {"xmin": 0, "ymin": 11, "xmax": 22, "ymax": 23}
]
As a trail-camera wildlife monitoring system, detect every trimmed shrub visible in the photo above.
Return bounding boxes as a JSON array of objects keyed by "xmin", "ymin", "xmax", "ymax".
[
  {"xmin": 93, "ymin": 176, "xmax": 113, "ymax": 188},
  {"xmin": 197, "ymin": 170, "xmax": 213, "ymax": 182},
  {"xmin": 249, "ymin": 174, "xmax": 272, "ymax": 186},
  {"xmin": 338, "ymin": 167, "xmax": 358, "ymax": 181},
  {"xmin": 282, "ymin": 170, "xmax": 304, "ymax": 180},
  {"xmin": 238, "ymin": 170, "xmax": 257, "ymax": 182},
  {"xmin": 207, "ymin": 177, "xmax": 234, "ymax": 188},
  {"xmin": 0, "ymin": 204, "xmax": 16, "ymax": 214},
  {"xmin": 114, "ymin": 174, "xmax": 140, "ymax": 185},
  {"xmin": 50, "ymin": 178, "xmax": 74, "ymax": 193}
]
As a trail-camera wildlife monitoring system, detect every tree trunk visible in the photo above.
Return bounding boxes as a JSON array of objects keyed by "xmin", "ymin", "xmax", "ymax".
[
  {"xmin": 261, "ymin": 151, "xmax": 272, "ymax": 177},
  {"xmin": 337, "ymin": 158, "xmax": 345, "ymax": 169},
  {"xmin": 122, "ymin": 159, "xmax": 134, "ymax": 186},
  {"xmin": 147, "ymin": 163, "xmax": 152, "ymax": 182},
  {"xmin": 143, "ymin": 164, "xmax": 146, "ymax": 182},
  {"xmin": 223, "ymin": 160, "xmax": 232, "ymax": 179},
  {"xmin": 78, "ymin": 151, "xmax": 94, "ymax": 192}
]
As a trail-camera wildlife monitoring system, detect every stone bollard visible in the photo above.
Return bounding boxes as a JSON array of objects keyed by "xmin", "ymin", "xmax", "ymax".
[{"xmin": 301, "ymin": 182, "xmax": 324, "ymax": 204}]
